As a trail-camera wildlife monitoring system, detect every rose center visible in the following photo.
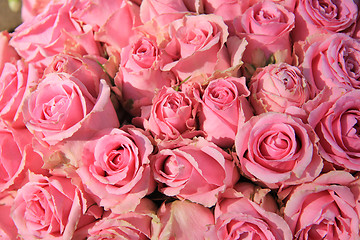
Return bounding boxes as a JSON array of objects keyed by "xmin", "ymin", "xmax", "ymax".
[
  {"xmin": 42, "ymin": 96, "xmax": 68, "ymax": 120},
  {"xmin": 163, "ymin": 156, "xmax": 179, "ymax": 177},
  {"xmin": 315, "ymin": 0, "xmax": 337, "ymax": 18}
]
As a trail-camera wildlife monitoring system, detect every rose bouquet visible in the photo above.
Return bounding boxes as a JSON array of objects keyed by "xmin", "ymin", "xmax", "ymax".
[{"xmin": 1, "ymin": 0, "xmax": 360, "ymax": 239}]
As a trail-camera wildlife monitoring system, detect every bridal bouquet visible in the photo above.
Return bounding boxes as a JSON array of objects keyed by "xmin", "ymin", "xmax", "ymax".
[{"xmin": 1, "ymin": 0, "xmax": 360, "ymax": 239}]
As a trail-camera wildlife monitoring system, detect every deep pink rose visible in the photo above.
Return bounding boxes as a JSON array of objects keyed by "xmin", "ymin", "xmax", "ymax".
[
  {"xmin": 192, "ymin": 77, "xmax": 253, "ymax": 148},
  {"xmin": 87, "ymin": 198, "xmax": 156, "ymax": 239},
  {"xmin": 249, "ymin": 63, "xmax": 312, "ymax": 114},
  {"xmin": 302, "ymin": 33, "xmax": 360, "ymax": 93},
  {"xmin": 145, "ymin": 86, "xmax": 199, "ymax": 141},
  {"xmin": 292, "ymin": 0, "xmax": 358, "ymax": 42},
  {"xmin": 284, "ymin": 171, "xmax": 360, "ymax": 239},
  {"xmin": 308, "ymin": 89, "xmax": 360, "ymax": 171},
  {"xmin": 11, "ymin": 173, "xmax": 103, "ymax": 240},
  {"xmin": 153, "ymin": 200, "xmax": 215, "ymax": 240},
  {"xmin": 206, "ymin": 183, "xmax": 293, "ymax": 240},
  {"xmin": 10, "ymin": 1, "xmax": 101, "ymax": 69},
  {"xmin": 115, "ymin": 35, "xmax": 176, "ymax": 116},
  {"xmin": 0, "ymin": 60, "xmax": 39, "ymax": 128},
  {"xmin": 0, "ymin": 31, "xmax": 19, "ymax": 75},
  {"xmin": 235, "ymin": 112, "xmax": 323, "ymax": 189},
  {"xmin": 234, "ymin": 0, "xmax": 295, "ymax": 66},
  {"xmin": 22, "ymin": 72, "xmax": 119, "ymax": 147},
  {"xmin": 152, "ymin": 137, "xmax": 239, "ymax": 207},
  {"xmin": 162, "ymin": 14, "xmax": 230, "ymax": 81},
  {"xmin": 77, "ymin": 126, "xmax": 155, "ymax": 214}
]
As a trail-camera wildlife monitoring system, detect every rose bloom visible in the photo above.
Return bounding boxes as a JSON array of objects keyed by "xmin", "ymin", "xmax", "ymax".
[
  {"xmin": 233, "ymin": 0, "xmax": 295, "ymax": 66},
  {"xmin": 162, "ymin": 13, "xmax": 230, "ymax": 81},
  {"xmin": 145, "ymin": 86, "xmax": 199, "ymax": 141},
  {"xmin": 284, "ymin": 171, "xmax": 360, "ymax": 239},
  {"xmin": 10, "ymin": 1, "xmax": 100, "ymax": 69},
  {"xmin": 235, "ymin": 112, "xmax": 323, "ymax": 189},
  {"xmin": 0, "ymin": 193, "xmax": 19, "ymax": 240},
  {"xmin": 152, "ymin": 137, "xmax": 239, "ymax": 207},
  {"xmin": 11, "ymin": 173, "xmax": 103, "ymax": 240},
  {"xmin": 192, "ymin": 77, "xmax": 253, "ymax": 148},
  {"xmin": 206, "ymin": 183, "xmax": 293, "ymax": 240},
  {"xmin": 249, "ymin": 63, "xmax": 312, "ymax": 114},
  {"xmin": 22, "ymin": 72, "xmax": 119, "ymax": 147},
  {"xmin": 77, "ymin": 126, "xmax": 155, "ymax": 214},
  {"xmin": 115, "ymin": 35, "xmax": 176, "ymax": 116},
  {"xmin": 0, "ymin": 31, "xmax": 19, "ymax": 74},
  {"xmin": 153, "ymin": 200, "xmax": 215, "ymax": 240},
  {"xmin": 87, "ymin": 198, "xmax": 156, "ymax": 239},
  {"xmin": 292, "ymin": 0, "xmax": 358, "ymax": 42},
  {"xmin": 0, "ymin": 60, "xmax": 39, "ymax": 128},
  {"xmin": 308, "ymin": 89, "xmax": 360, "ymax": 171},
  {"xmin": 302, "ymin": 33, "xmax": 360, "ymax": 93}
]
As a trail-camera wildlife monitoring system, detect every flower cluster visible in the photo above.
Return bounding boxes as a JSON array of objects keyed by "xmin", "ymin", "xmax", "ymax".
[{"xmin": 1, "ymin": 0, "xmax": 360, "ymax": 239}]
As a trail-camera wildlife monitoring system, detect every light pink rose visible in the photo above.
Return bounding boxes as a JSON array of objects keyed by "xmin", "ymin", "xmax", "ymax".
[
  {"xmin": 87, "ymin": 198, "xmax": 156, "ymax": 239},
  {"xmin": 153, "ymin": 200, "xmax": 215, "ymax": 240},
  {"xmin": 284, "ymin": 171, "xmax": 360, "ymax": 239},
  {"xmin": 140, "ymin": 0, "xmax": 202, "ymax": 24},
  {"xmin": 234, "ymin": 0, "xmax": 295, "ymax": 66},
  {"xmin": 21, "ymin": 0, "xmax": 65, "ymax": 22},
  {"xmin": 249, "ymin": 63, "xmax": 312, "ymax": 114},
  {"xmin": 10, "ymin": 1, "xmax": 101, "ymax": 69},
  {"xmin": 292, "ymin": 0, "xmax": 358, "ymax": 42},
  {"xmin": 308, "ymin": 89, "xmax": 360, "ymax": 171},
  {"xmin": 192, "ymin": 77, "xmax": 253, "ymax": 148},
  {"xmin": 0, "ymin": 193, "xmax": 19, "ymax": 240},
  {"xmin": 151, "ymin": 137, "xmax": 239, "ymax": 207},
  {"xmin": 77, "ymin": 126, "xmax": 155, "ymax": 214},
  {"xmin": 11, "ymin": 173, "xmax": 103, "ymax": 240},
  {"xmin": 115, "ymin": 35, "xmax": 176, "ymax": 116},
  {"xmin": 302, "ymin": 33, "xmax": 360, "ymax": 93},
  {"xmin": 162, "ymin": 14, "xmax": 230, "ymax": 81},
  {"xmin": 0, "ymin": 31, "xmax": 19, "ymax": 75},
  {"xmin": 0, "ymin": 60, "xmax": 39, "ymax": 128},
  {"xmin": 206, "ymin": 183, "xmax": 293, "ymax": 240},
  {"xmin": 145, "ymin": 86, "xmax": 199, "ymax": 141},
  {"xmin": 22, "ymin": 72, "xmax": 119, "ymax": 147},
  {"xmin": 235, "ymin": 112, "xmax": 323, "ymax": 189}
]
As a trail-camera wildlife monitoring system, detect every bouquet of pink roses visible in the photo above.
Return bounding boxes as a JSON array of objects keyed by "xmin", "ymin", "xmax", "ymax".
[{"xmin": 1, "ymin": 0, "xmax": 360, "ymax": 239}]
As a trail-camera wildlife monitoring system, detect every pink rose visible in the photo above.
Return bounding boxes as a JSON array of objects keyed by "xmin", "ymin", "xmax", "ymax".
[
  {"xmin": 206, "ymin": 183, "xmax": 293, "ymax": 240},
  {"xmin": 145, "ymin": 86, "xmax": 199, "ymax": 141},
  {"xmin": 235, "ymin": 112, "xmax": 323, "ymax": 189},
  {"xmin": 11, "ymin": 173, "xmax": 103, "ymax": 240},
  {"xmin": 234, "ymin": 1, "xmax": 295, "ymax": 66},
  {"xmin": 10, "ymin": 1, "xmax": 101, "ymax": 69},
  {"xmin": 0, "ymin": 31, "xmax": 19, "ymax": 75},
  {"xmin": 302, "ymin": 33, "xmax": 360, "ymax": 93},
  {"xmin": 77, "ymin": 126, "xmax": 155, "ymax": 213},
  {"xmin": 284, "ymin": 171, "xmax": 360, "ymax": 239},
  {"xmin": 0, "ymin": 193, "xmax": 19, "ymax": 240},
  {"xmin": 87, "ymin": 198, "xmax": 156, "ymax": 239},
  {"xmin": 292, "ymin": 0, "xmax": 358, "ymax": 42},
  {"xmin": 308, "ymin": 89, "xmax": 360, "ymax": 171},
  {"xmin": 22, "ymin": 72, "xmax": 119, "ymax": 147},
  {"xmin": 162, "ymin": 14, "xmax": 230, "ymax": 81},
  {"xmin": 192, "ymin": 77, "xmax": 253, "ymax": 148},
  {"xmin": 0, "ymin": 60, "xmax": 39, "ymax": 128},
  {"xmin": 115, "ymin": 35, "xmax": 176, "ymax": 116},
  {"xmin": 249, "ymin": 63, "xmax": 312, "ymax": 114},
  {"xmin": 153, "ymin": 200, "xmax": 215, "ymax": 240},
  {"xmin": 21, "ymin": 0, "xmax": 65, "ymax": 22},
  {"xmin": 151, "ymin": 137, "xmax": 239, "ymax": 207}
]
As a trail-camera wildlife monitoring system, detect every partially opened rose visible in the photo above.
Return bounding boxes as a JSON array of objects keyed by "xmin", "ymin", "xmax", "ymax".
[
  {"xmin": 22, "ymin": 72, "xmax": 119, "ymax": 147},
  {"xmin": 292, "ymin": 0, "xmax": 358, "ymax": 42},
  {"xmin": 152, "ymin": 137, "xmax": 239, "ymax": 207},
  {"xmin": 11, "ymin": 173, "xmax": 103, "ymax": 240},
  {"xmin": 284, "ymin": 171, "xmax": 360, "ymax": 239},
  {"xmin": 193, "ymin": 76, "xmax": 253, "ymax": 148},
  {"xmin": 249, "ymin": 63, "xmax": 312, "ymax": 114},
  {"xmin": 77, "ymin": 126, "xmax": 155, "ymax": 214},
  {"xmin": 302, "ymin": 33, "xmax": 360, "ymax": 93},
  {"xmin": 153, "ymin": 200, "xmax": 215, "ymax": 240},
  {"xmin": 235, "ymin": 112, "xmax": 323, "ymax": 189},
  {"xmin": 308, "ymin": 89, "xmax": 360, "ymax": 171}
]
